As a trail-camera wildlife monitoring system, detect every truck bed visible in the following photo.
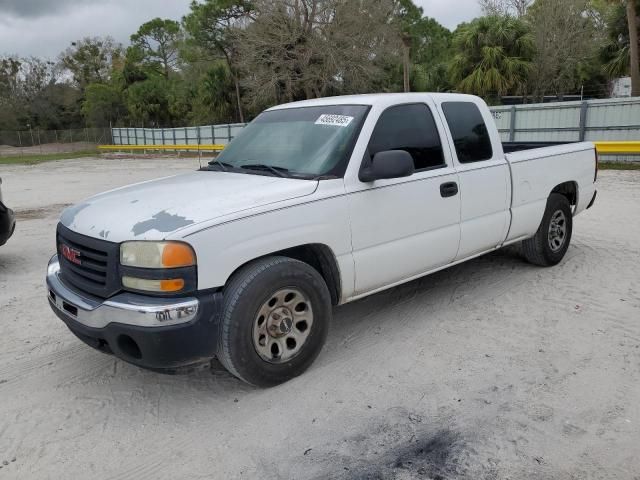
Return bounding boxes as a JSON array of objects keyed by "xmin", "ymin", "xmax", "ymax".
[
  {"xmin": 502, "ymin": 141, "xmax": 577, "ymax": 154},
  {"xmin": 504, "ymin": 141, "xmax": 597, "ymax": 242}
]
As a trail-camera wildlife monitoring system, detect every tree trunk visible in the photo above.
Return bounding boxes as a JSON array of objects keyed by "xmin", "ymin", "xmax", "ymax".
[
  {"xmin": 221, "ymin": 48, "xmax": 245, "ymax": 123},
  {"xmin": 627, "ymin": 0, "xmax": 640, "ymax": 96},
  {"xmin": 233, "ymin": 73, "xmax": 244, "ymax": 123},
  {"xmin": 402, "ymin": 39, "xmax": 411, "ymax": 93},
  {"xmin": 304, "ymin": 85, "xmax": 314, "ymax": 99}
]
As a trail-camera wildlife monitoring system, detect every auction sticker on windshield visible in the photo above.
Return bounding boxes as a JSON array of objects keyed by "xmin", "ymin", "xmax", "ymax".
[{"xmin": 315, "ymin": 114, "xmax": 354, "ymax": 127}]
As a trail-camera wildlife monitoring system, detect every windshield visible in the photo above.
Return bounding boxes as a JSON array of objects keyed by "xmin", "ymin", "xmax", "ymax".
[{"xmin": 210, "ymin": 105, "xmax": 369, "ymax": 178}]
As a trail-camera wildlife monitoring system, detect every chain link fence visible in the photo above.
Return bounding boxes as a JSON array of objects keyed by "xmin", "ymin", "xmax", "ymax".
[{"xmin": 0, "ymin": 128, "xmax": 112, "ymax": 157}]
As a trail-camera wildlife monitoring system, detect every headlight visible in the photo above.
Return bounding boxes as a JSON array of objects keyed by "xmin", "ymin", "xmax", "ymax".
[{"xmin": 120, "ymin": 241, "xmax": 196, "ymax": 269}]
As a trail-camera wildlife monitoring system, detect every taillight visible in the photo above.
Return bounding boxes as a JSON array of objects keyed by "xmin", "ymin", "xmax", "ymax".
[{"xmin": 594, "ymin": 148, "xmax": 598, "ymax": 182}]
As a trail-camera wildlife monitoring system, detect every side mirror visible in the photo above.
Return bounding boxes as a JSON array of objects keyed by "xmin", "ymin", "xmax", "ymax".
[{"xmin": 359, "ymin": 150, "xmax": 415, "ymax": 183}]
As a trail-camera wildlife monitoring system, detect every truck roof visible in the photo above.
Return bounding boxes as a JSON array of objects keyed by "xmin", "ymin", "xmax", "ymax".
[{"xmin": 267, "ymin": 92, "xmax": 481, "ymax": 111}]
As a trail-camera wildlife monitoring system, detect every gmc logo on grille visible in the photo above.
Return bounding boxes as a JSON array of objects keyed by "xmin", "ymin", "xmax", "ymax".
[{"xmin": 61, "ymin": 244, "xmax": 82, "ymax": 265}]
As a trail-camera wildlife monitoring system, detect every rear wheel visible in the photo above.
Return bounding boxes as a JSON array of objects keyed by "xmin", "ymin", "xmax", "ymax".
[
  {"xmin": 521, "ymin": 193, "xmax": 573, "ymax": 266},
  {"xmin": 217, "ymin": 256, "xmax": 331, "ymax": 387}
]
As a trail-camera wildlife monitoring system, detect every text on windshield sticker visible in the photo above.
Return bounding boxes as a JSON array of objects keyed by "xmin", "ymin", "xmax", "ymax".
[{"xmin": 315, "ymin": 114, "xmax": 354, "ymax": 127}]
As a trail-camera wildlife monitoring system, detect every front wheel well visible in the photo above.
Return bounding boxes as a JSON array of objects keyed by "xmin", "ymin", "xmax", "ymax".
[
  {"xmin": 227, "ymin": 244, "xmax": 342, "ymax": 305},
  {"xmin": 551, "ymin": 181, "xmax": 578, "ymax": 206}
]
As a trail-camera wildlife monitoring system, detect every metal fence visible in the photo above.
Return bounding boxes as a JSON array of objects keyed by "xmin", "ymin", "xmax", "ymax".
[
  {"xmin": 108, "ymin": 98, "xmax": 640, "ymax": 160},
  {"xmin": 111, "ymin": 124, "xmax": 246, "ymax": 147},
  {"xmin": 0, "ymin": 128, "xmax": 111, "ymax": 157},
  {"xmin": 4, "ymin": 98, "xmax": 637, "ymax": 160},
  {"xmin": 490, "ymin": 97, "xmax": 640, "ymax": 161}
]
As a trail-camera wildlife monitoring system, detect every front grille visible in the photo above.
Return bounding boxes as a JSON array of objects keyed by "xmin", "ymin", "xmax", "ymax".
[{"xmin": 56, "ymin": 223, "xmax": 121, "ymax": 298}]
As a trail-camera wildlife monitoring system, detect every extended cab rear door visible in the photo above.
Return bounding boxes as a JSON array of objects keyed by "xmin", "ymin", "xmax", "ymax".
[
  {"xmin": 435, "ymin": 99, "xmax": 511, "ymax": 260},
  {"xmin": 346, "ymin": 100, "xmax": 461, "ymax": 296}
]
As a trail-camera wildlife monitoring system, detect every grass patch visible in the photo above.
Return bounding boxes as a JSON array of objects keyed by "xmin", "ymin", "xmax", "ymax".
[
  {"xmin": 0, "ymin": 150, "xmax": 99, "ymax": 165},
  {"xmin": 599, "ymin": 161, "xmax": 640, "ymax": 170}
]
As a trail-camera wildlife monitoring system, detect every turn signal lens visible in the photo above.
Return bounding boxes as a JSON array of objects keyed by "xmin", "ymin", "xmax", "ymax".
[
  {"xmin": 120, "ymin": 241, "xmax": 196, "ymax": 269},
  {"xmin": 122, "ymin": 276, "xmax": 185, "ymax": 293},
  {"xmin": 160, "ymin": 279, "xmax": 185, "ymax": 292},
  {"xmin": 162, "ymin": 243, "xmax": 196, "ymax": 268}
]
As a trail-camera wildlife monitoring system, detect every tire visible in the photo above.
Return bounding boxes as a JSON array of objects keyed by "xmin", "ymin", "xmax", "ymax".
[
  {"xmin": 521, "ymin": 193, "xmax": 573, "ymax": 267},
  {"xmin": 217, "ymin": 256, "xmax": 331, "ymax": 387}
]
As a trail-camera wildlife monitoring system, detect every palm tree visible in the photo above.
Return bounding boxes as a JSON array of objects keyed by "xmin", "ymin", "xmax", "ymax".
[
  {"xmin": 626, "ymin": 0, "xmax": 640, "ymax": 95},
  {"xmin": 602, "ymin": 1, "xmax": 640, "ymax": 95},
  {"xmin": 448, "ymin": 15, "xmax": 535, "ymax": 102},
  {"xmin": 195, "ymin": 63, "xmax": 235, "ymax": 123}
]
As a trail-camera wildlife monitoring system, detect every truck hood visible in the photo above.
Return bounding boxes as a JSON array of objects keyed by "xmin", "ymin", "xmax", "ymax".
[{"xmin": 60, "ymin": 171, "xmax": 318, "ymax": 242}]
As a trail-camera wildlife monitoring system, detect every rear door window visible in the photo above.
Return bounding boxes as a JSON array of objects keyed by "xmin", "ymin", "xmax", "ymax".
[
  {"xmin": 442, "ymin": 102, "xmax": 493, "ymax": 163},
  {"xmin": 368, "ymin": 103, "xmax": 446, "ymax": 171}
]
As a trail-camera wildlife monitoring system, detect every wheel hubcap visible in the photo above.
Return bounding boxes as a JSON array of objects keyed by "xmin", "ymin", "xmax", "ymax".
[
  {"xmin": 548, "ymin": 210, "xmax": 567, "ymax": 252},
  {"xmin": 253, "ymin": 288, "xmax": 313, "ymax": 363},
  {"xmin": 266, "ymin": 307, "xmax": 294, "ymax": 337}
]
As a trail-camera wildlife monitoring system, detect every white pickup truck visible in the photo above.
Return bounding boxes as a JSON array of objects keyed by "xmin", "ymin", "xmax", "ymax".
[{"xmin": 47, "ymin": 93, "xmax": 597, "ymax": 386}]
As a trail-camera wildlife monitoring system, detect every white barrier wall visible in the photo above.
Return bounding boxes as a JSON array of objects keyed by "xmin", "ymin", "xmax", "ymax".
[
  {"xmin": 111, "ymin": 98, "xmax": 640, "ymax": 161},
  {"xmin": 111, "ymin": 124, "xmax": 246, "ymax": 146},
  {"xmin": 490, "ymin": 97, "xmax": 640, "ymax": 143}
]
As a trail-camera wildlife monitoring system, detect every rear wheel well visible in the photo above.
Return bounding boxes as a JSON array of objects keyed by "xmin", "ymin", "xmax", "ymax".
[
  {"xmin": 551, "ymin": 181, "xmax": 578, "ymax": 206},
  {"xmin": 227, "ymin": 244, "xmax": 341, "ymax": 306}
]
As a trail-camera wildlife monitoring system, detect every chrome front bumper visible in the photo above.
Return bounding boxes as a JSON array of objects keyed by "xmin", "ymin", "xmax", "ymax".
[{"xmin": 46, "ymin": 255, "xmax": 199, "ymax": 328}]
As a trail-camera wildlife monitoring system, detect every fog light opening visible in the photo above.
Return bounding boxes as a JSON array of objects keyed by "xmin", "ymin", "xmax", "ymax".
[
  {"xmin": 117, "ymin": 335, "xmax": 142, "ymax": 360},
  {"xmin": 62, "ymin": 301, "xmax": 78, "ymax": 316}
]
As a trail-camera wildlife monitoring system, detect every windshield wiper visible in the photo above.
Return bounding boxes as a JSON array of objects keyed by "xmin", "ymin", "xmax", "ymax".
[
  {"xmin": 311, "ymin": 174, "xmax": 338, "ymax": 181},
  {"xmin": 240, "ymin": 164, "xmax": 290, "ymax": 178},
  {"xmin": 206, "ymin": 159, "xmax": 234, "ymax": 171}
]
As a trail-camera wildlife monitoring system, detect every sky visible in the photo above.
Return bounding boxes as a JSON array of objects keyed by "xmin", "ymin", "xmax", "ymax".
[{"xmin": 0, "ymin": 0, "xmax": 482, "ymax": 59}]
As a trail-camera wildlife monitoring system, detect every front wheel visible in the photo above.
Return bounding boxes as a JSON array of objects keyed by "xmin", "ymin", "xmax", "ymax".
[
  {"xmin": 521, "ymin": 193, "xmax": 573, "ymax": 266},
  {"xmin": 216, "ymin": 256, "xmax": 331, "ymax": 387}
]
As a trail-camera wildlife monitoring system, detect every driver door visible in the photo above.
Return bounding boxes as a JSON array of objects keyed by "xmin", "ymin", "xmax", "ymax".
[{"xmin": 346, "ymin": 102, "xmax": 461, "ymax": 296}]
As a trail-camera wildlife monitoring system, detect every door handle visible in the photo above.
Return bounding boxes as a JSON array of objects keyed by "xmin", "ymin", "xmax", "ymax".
[{"xmin": 440, "ymin": 182, "xmax": 458, "ymax": 198}]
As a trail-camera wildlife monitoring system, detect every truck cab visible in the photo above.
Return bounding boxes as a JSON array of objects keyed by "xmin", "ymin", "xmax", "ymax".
[{"xmin": 46, "ymin": 93, "xmax": 597, "ymax": 386}]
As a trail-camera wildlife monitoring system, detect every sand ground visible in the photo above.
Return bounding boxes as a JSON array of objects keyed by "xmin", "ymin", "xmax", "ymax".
[{"xmin": 0, "ymin": 158, "xmax": 638, "ymax": 479}]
